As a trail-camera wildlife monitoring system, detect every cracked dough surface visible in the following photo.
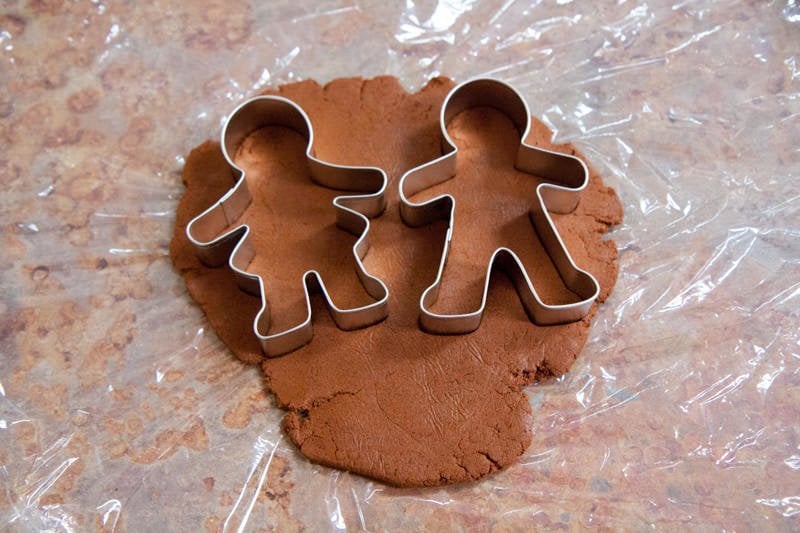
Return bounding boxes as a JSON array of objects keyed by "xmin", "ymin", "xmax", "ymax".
[{"xmin": 170, "ymin": 76, "xmax": 622, "ymax": 487}]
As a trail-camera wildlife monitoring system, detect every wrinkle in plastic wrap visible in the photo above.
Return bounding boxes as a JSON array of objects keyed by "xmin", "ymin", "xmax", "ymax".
[{"xmin": 1, "ymin": 0, "xmax": 799, "ymax": 530}]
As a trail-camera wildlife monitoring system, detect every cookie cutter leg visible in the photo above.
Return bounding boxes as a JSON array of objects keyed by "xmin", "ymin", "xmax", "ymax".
[
  {"xmin": 186, "ymin": 96, "xmax": 388, "ymax": 356},
  {"xmin": 399, "ymin": 78, "xmax": 600, "ymax": 334}
]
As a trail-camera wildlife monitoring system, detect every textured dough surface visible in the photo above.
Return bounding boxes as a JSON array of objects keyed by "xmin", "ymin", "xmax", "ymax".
[{"xmin": 170, "ymin": 76, "xmax": 623, "ymax": 487}]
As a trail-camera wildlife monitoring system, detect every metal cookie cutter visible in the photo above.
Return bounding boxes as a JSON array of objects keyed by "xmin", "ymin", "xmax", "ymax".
[
  {"xmin": 399, "ymin": 78, "xmax": 600, "ymax": 334},
  {"xmin": 186, "ymin": 95, "xmax": 389, "ymax": 356}
]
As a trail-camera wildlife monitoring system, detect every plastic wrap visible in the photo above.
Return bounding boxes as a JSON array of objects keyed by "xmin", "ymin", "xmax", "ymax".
[{"xmin": 2, "ymin": 0, "xmax": 799, "ymax": 530}]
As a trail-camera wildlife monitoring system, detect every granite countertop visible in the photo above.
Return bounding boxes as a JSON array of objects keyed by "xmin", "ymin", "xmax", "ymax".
[{"xmin": 2, "ymin": 1, "xmax": 798, "ymax": 530}]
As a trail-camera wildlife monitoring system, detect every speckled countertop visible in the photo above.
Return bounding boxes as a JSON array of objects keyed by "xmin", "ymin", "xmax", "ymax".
[{"xmin": 2, "ymin": 1, "xmax": 799, "ymax": 531}]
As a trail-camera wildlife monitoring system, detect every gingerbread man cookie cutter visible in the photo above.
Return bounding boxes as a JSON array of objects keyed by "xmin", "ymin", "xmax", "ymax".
[
  {"xmin": 186, "ymin": 95, "xmax": 389, "ymax": 356},
  {"xmin": 399, "ymin": 78, "xmax": 600, "ymax": 334}
]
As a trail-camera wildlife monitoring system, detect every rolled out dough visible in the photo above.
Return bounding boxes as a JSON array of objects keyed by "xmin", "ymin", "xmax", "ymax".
[{"xmin": 170, "ymin": 76, "xmax": 623, "ymax": 487}]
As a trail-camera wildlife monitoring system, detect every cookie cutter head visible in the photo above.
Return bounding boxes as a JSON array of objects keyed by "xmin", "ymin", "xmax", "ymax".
[
  {"xmin": 186, "ymin": 95, "xmax": 389, "ymax": 356},
  {"xmin": 399, "ymin": 78, "xmax": 600, "ymax": 334}
]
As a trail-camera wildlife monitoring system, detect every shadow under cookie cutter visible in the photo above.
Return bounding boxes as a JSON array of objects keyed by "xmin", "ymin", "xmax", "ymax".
[
  {"xmin": 399, "ymin": 78, "xmax": 600, "ymax": 334},
  {"xmin": 186, "ymin": 95, "xmax": 389, "ymax": 356}
]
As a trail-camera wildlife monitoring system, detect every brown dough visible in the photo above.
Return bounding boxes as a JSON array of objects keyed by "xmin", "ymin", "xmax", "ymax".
[{"xmin": 170, "ymin": 76, "xmax": 623, "ymax": 487}]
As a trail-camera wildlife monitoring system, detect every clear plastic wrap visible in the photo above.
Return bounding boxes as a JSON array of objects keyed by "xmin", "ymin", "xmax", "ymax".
[{"xmin": 2, "ymin": 0, "xmax": 799, "ymax": 530}]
